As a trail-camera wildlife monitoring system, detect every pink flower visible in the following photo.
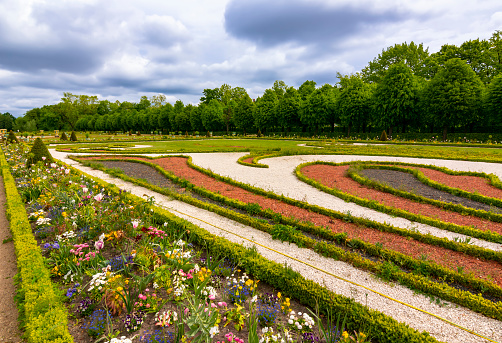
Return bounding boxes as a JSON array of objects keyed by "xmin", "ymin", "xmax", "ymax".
[
  {"xmin": 211, "ymin": 303, "xmax": 217, "ymax": 308},
  {"xmin": 184, "ymin": 307, "xmax": 189, "ymax": 315},
  {"xmin": 94, "ymin": 240, "xmax": 104, "ymax": 250},
  {"xmin": 42, "ymin": 156, "xmax": 46, "ymax": 160},
  {"xmin": 218, "ymin": 302, "xmax": 227, "ymax": 307},
  {"xmin": 94, "ymin": 193, "xmax": 104, "ymax": 202},
  {"xmin": 208, "ymin": 294, "xmax": 215, "ymax": 300}
]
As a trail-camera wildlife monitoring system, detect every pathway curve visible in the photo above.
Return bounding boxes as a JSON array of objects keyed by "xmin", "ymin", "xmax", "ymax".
[{"xmin": 50, "ymin": 150, "xmax": 502, "ymax": 343}]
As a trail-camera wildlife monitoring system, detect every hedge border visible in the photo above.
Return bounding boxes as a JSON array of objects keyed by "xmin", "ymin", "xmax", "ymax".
[
  {"xmin": 61, "ymin": 154, "xmax": 447, "ymax": 342},
  {"xmin": 347, "ymin": 164, "xmax": 502, "ymax": 224},
  {"xmin": 0, "ymin": 148, "xmax": 73, "ymax": 343},
  {"xmin": 72, "ymin": 155, "xmax": 502, "ymax": 320},
  {"xmin": 295, "ymin": 161, "xmax": 502, "ymax": 244}
]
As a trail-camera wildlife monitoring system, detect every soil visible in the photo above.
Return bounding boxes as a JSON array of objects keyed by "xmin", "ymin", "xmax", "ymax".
[
  {"xmin": 0, "ymin": 175, "xmax": 24, "ymax": 342},
  {"xmin": 79, "ymin": 156, "xmax": 502, "ymax": 288},
  {"xmin": 359, "ymin": 168, "xmax": 502, "ymax": 213}
]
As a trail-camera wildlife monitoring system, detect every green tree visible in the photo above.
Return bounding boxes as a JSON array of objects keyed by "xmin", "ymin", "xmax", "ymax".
[
  {"xmin": 158, "ymin": 103, "xmax": 173, "ymax": 132},
  {"xmin": 253, "ymin": 89, "xmax": 278, "ymax": 133},
  {"xmin": 276, "ymin": 87, "xmax": 300, "ymax": 134},
  {"xmin": 272, "ymin": 80, "xmax": 288, "ymax": 100},
  {"xmin": 337, "ymin": 73, "xmax": 373, "ymax": 136},
  {"xmin": 373, "ymin": 63, "xmax": 419, "ymax": 136},
  {"xmin": 233, "ymin": 94, "xmax": 255, "ymax": 135},
  {"xmin": 423, "ymin": 58, "xmax": 484, "ymax": 140},
  {"xmin": 486, "ymin": 73, "xmax": 502, "ymax": 125},
  {"xmin": 362, "ymin": 42, "xmax": 430, "ymax": 82},
  {"xmin": 190, "ymin": 105, "xmax": 204, "ymax": 132},
  {"xmin": 300, "ymin": 84, "xmax": 336, "ymax": 134},
  {"xmin": 201, "ymin": 99, "xmax": 223, "ymax": 131}
]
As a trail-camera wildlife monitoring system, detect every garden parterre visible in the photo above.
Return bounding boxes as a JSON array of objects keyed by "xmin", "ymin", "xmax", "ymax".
[
  {"xmin": 54, "ymin": 155, "xmax": 502, "ymax": 342},
  {"xmin": 4, "ymin": 143, "xmax": 377, "ymax": 343}
]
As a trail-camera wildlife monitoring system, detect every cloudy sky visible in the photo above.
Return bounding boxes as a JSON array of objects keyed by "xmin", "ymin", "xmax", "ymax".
[{"xmin": 0, "ymin": 0, "xmax": 500, "ymax": 117}]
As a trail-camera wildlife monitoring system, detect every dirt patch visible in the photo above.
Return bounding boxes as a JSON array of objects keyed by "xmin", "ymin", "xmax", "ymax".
[{"xmin": 0, "ymin": 175, "xmax": 24, "ymax": 342}]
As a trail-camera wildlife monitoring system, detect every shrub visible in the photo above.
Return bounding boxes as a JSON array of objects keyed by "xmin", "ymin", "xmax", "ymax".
[
  {"xmin": 60, "ymin": 132, "xmax": 68, "ymax": 141},
  {"xmin": 70, "ymin": 131, "xmax": 78, "ymax": 141},
  {"xmin": 6, "ymin": 130, "xmax": 19, "ymax": 144},
  {"xmin": 26, "ymin": 138, "xmax": 54, "ymax": 166},
  {"xmin": 379, "ymin": 130, "xmax": 388, "ymax": 141}
]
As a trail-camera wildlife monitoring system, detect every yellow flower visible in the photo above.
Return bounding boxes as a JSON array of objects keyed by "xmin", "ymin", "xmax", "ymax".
[
  {"xmin": 62, "ymin": 212, "xmax": 67, "ymax": 217},
  {"xmin": 117, "ymin": 286, "xmax": 123, "ymax": 292},
  {"xmin": 342, "ymin": 331, "xmax": 349, "ymax": 339},
  {"xmin": 277, "ymin": 292, "xmax": 282, "ymax": 299}
]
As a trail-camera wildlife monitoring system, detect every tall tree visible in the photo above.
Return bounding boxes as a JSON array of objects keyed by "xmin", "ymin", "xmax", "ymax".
[
  {"xmin": 423, "ymin": 58, "xmax": 484, "ymax": 140},
  {"xmin": 201, "ymin": 99, "xmax": 223, "ymax": 131},
  {"xmin": 373, "ymin": 63, "xmax": 419, "ymax": 136},
  {"xmin": 486, "ymin": 73, "xmax": 502, "ymax": 126},
  {"xmin": 253, "ymin": 89, "xmax": 278, "ymax": 134},
  {"xmin": 233, "ymin": 94, "xmax": 255, "ymax": 135},
  {"xmin": 276, "ymin": 87, "xmax": 301, "ymax": 133},
  {"xmin": 362, "ymin": 42, "xmax": 430, "ymax": 82},
  {"xmin": 337, "ymin": 73, "xmax": 373, "ymax": 136}
]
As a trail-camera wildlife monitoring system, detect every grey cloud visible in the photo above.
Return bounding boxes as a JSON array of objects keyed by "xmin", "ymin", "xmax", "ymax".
[{"xmin": 224, "ymin": 0, "xmax": 408, "ymax": 47}]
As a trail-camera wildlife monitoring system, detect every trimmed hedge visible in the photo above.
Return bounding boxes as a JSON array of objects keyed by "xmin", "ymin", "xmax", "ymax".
[
  {"xmin": 0, "ymin": 150, "xmax": 73, "ymax": 342},
  {"xmin": 296, "ymin": 160, "xmax": 502, "ymax": 244},
  {"xmin": 74, "ymin": 155, "xmax": 502, "ymax": 321}
]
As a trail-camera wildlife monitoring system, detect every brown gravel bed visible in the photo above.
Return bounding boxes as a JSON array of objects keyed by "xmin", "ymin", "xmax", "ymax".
[
  {"xmin": 359, "ymin": 168, "xmax": 502, "ymax": 213},
  {"xmin": 80, "ymin": 156, "xmax": 502, "ymax": 287},
  {"xmin": 419, "ymin": 167, "xmax": 502, "ymax": 199}
]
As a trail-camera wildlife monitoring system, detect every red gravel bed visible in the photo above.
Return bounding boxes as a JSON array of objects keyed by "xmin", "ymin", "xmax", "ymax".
[
  {"xmin": 301, "ymin": 164, "xmax": 502, "ymax": 236},
  {"xmin": 80, "ymin": 156, "xmax": 502, "ymax": 287},
  {"xmin": 242, "ymin": 156, "xmax": 255, "ymax": 164},
  {"xmin": 418, "ymin": 167, "xmax": 502, "ymax": 199}
]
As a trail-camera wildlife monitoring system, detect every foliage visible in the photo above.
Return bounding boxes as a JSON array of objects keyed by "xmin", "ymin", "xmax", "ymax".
[{"xmin": 26, "ymin": 137, "xmax": 54, "ymax": 166}]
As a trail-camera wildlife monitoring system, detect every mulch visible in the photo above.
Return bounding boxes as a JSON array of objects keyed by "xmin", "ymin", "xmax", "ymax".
[{"xmin": 79, "ymin": 156, "xmax": 502, "ymax": 288}]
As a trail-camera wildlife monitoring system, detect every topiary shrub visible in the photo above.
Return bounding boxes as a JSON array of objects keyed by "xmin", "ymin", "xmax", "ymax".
[
  {"xmin": 60, "ymin": 132, "xmax": 68, "ymax": 141},
  {"xmin": 379, "ymin": 130, "xmax": 388, "ymax": 141},
  {"xmin": 257, "ymin": 129, "xmax": 262, "ymax": 138},
  {"xmin": 70, "ymin": 131, "xmax": 78, "ymax": 141},
  {"xmin": 6, "ymin": 130, "xmax": 19, "ymax": 144},
  {"xmin": 26, "ymin": 138, "xmax": 54, "ymax": 167}
]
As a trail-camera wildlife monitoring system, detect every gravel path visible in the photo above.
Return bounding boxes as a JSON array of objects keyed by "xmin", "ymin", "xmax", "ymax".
[{"xmin": 50, "ymin": 150, "xmax": 502, "ymax": 343}]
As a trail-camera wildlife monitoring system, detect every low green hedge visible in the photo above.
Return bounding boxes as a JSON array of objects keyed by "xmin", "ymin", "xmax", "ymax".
[
  {"xmin": 74, "ymin": 155, "xmax": 502, "ymax": 321},
  {"xmin": 0, "ymin": 149, "xmax": 73, "ymax": 343},
  {"xmin": 348, "ymin": 164, "xmax": 502, "ymax": 224},
  {"xmin": 70, "ymin": 156, "xmax": 444, "ymax": 342},
  {"xmin": 296, "ymin": 161, "xmax": 502, "ymax": 244}
]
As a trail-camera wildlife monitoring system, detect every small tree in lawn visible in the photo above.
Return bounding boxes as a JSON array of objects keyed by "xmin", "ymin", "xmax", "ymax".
[
  {"xmin": 70, "ymin": 131, "xmax": 78, "ymax": 141},
  {"xmin": 60, "ymin": 132, "xmax": 68, "ymax": 141},
  {"xmin": 379, "ymin": 130, "xmax": 388, "ymax": 141},
  {"xmin": 26, "ymin": 138, "xmax": 54, "ymax": 167}
]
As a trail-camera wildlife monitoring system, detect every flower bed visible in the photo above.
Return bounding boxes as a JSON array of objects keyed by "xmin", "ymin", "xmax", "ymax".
[
  {"xmin": 3, "ymin": 145, "xmax": 398, "ymax": 343},
  {"xmin": 77, "ymin": 156, "xmax": 502, "ymax": 289}
]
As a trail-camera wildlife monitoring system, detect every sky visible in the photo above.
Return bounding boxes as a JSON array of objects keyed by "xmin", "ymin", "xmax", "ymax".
[{"xmin": 0, "ymin": 0, "xmax": 501, "ymax": 117}]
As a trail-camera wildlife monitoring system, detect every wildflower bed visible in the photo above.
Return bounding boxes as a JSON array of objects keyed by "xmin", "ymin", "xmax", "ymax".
[{"xmin": 3, "ymin": 144, "xmax": 414, "ymax": 343}]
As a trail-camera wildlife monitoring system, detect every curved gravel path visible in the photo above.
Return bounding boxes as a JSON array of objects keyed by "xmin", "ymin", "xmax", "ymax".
[{"xmin": 49, "ymin": 149, "xmax": 502, "ymax": 343}]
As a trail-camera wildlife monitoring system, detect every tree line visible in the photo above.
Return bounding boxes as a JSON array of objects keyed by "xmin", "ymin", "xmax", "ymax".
[{"xmin": 8, "ymin": 30, "xmax": 502, "ymax": 140}]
